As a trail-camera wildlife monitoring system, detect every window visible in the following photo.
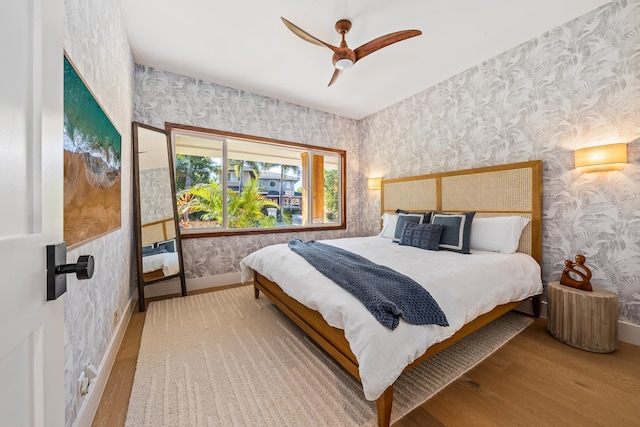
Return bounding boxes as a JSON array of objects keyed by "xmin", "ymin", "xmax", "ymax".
[{"xmin": 169, "ymin": 123, "xmax": 346, "ymax": 237}]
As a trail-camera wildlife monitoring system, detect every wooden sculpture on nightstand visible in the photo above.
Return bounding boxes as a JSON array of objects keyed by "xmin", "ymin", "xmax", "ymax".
[{"xmin": 560, "ymin": 254, "xmax": 592, "ymax": 291}]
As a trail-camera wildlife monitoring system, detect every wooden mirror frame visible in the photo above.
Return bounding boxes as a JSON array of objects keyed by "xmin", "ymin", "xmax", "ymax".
[{"xmin": 132, "ymin": 122, "xmax": 187, "ymax": 311}]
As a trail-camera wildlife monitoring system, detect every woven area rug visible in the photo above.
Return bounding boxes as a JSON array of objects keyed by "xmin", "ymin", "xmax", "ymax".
[{"xmin": 126, "ymin": 285, "xmax": 532, "ymax": 426}]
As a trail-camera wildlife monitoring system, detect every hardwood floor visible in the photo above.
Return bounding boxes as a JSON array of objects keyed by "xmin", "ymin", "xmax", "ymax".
[
  {"xmin": 91, "ymin": 310, "xmax": 144, "ymax": 427},
  {"xmin": 395, "ymin": 320, "xmax": 640, "ymax": 427},
  {"xmin": 93, "ymin": 287, "xmax": 640, "ymax": 427}
]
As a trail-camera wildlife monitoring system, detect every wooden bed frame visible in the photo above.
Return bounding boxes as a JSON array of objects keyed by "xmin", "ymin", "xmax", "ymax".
[
  {"xmin": 253, "ymin": 160, "xmax": 542, "ymax": 426},
  {"xmin": 142, "ymin": 268, "xmax": 166, "ymax": 282}
]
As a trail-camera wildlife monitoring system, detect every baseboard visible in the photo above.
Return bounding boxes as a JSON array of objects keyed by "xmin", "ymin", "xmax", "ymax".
[
  {"xmin": 540, "ymin": 299, "xmax": 548, "ymax": 318},
  {"xmin": 619, "ymin": 320, "xmax": 640, "ymax": 346},
  {"xmin": 143, "ymin": 272, "xmax": 242, "ymax": 298},
  {"xmin": 187, "ymin": 272, "xmax": 243, "ymax": 291},
  {"xmin": 72, "ymin": 296, "xmax": 136, "ymax": 427}
]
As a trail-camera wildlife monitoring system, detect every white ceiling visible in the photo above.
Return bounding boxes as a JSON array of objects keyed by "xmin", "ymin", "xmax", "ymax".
[{"xmin": 118, "ymin": 0, "xmax": 610, "ymax": 120}]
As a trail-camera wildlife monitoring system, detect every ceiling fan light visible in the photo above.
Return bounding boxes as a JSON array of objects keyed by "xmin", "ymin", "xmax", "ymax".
[{"xmin": 334, "ymin": 58, "xmax": 353, "ymax": 70}]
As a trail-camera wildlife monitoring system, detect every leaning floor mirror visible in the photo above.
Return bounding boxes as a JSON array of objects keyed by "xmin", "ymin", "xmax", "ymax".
[{"xmin": 132, "ymin": 122, "xmax": 187, "ymax": 311}]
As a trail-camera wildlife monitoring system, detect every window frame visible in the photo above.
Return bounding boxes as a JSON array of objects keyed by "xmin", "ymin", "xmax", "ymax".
[{"xmin": 166, "ymin": 122, "xmax": 347, "ymax": 238}]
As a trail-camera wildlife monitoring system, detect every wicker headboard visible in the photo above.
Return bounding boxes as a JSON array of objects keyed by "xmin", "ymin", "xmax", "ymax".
[
  {"xmin": 381, "ymin": 161, "xmax": 542, "ymax": 264},
  {"xmin": 141, "ymin": 217, "xmax": 176, "ymax": 246}
]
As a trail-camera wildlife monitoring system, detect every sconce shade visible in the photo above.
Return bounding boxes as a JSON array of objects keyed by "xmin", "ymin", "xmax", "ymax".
[
  {"xmin": 575, "ymin": 143, "xmax": 627, "ymax": 172},
  {"xmin": 367, "ymin": 177, "xmax": 382, "ymax": 190}
]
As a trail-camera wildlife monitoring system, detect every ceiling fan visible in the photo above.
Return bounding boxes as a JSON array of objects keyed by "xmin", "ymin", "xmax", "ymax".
[{"xmin": 281, "ymin": 17, "xmax": 422, "ymax": 86}]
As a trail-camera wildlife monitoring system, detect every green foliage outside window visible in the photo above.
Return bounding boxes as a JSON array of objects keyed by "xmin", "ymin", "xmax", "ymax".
[
  {"xmin": 324, "ymin": 169, "xmax": 339, "ymax": 221},
  {"xmin": 282, "ymin": 209, "xmax": 293, "ymax": 224},
  {"xmin": 177, "ymin": 179, "xmax": 279, "ymax": 229},
  {"xmin": 175, "ymin": 154, "xmax": 217, "ymax": 192}
]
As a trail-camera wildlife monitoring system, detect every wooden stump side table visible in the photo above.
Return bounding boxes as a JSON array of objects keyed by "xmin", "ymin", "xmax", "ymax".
[{"xmin": 547, "ymin": 281, "xmax": 618, "ymax": 353}]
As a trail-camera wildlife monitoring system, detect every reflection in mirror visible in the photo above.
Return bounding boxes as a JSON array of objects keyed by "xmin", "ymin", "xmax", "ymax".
[{"xmin": 133, "ymin": 122, "xmax": 186, "ymax": 311}]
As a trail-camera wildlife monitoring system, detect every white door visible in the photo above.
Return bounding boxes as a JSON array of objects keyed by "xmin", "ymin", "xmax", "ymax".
[{"xmin": 0, "ymin": 0, "xmax": 65, "ymax": 426}]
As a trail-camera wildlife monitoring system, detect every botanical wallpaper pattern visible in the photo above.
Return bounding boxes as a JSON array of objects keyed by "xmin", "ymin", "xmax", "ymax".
[
  {"xmin": 359, "ymin": 0, "xmax": 640, "ymax": 325},
  {"xmin": 133, "ymin": 65, "xmax": 365, "ymax": 279},
  {"xmin": 64, "ymin": 0, "xmax": 134, "ymax": 424},
  {"xmin": 139, "ymin": 168, "xmax": 174, "ymax": 224}
]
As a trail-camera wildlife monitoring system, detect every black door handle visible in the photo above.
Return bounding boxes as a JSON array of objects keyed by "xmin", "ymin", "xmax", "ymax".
[
  {"xmin": 56, "ymin": 255, "xmax": 95, "ymax": 280},
  {"xmin": 47, "ymin": 242, "xmax": 95, "ymax": 300}
]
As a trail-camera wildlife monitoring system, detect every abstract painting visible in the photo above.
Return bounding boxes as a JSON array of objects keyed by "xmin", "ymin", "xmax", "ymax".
[{"xmin": 63, "ymin": 54, "xmax": 121, "ymax": 248}]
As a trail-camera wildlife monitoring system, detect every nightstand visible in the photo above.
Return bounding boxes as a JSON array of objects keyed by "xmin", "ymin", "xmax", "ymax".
[{"xmin": 547, "ymin": 281, "xmax": 618, "ymax": 353}]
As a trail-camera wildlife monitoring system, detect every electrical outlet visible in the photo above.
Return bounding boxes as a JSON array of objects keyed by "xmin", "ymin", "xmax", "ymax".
[
  {"xmin": 77, "ymin": 372, "xmax": 89, "ymax": 400},
  {"xmin": 113, "ymin": 309, "xmax": 119, "ymax": 326}
]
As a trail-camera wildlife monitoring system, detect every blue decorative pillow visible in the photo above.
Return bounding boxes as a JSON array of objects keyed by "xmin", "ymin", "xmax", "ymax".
[
  {"xmin": 156, "ymin": 239, "xmax": 176, "ymax": 253},
  {"xmin": 430, "ymin": 212, "xmax": 476, "ymax": 254},
  {"xmin": 399, "ymin": 222, "xmax": 444, "ymax": 251},
  {"xmin": 395, "ymin": 209, "xmax": 432, "ymax": 224},
  {"xmin": 141, "ymin": 244, "xmax": 155, "ymax": 255},
  {"xmin": 393, "ymin": 213, "xmax": 424, "ymax": 242},
  {"xmin": 142, "ymin": 245, "xmax": 168, "ymax": 257}
]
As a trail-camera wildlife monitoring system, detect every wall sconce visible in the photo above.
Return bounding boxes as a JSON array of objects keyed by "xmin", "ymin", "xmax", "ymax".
[
  {"xmin": 367, "ymin": 177, "xmax": 382, "ymax": 190},
  {"xmin": 574, "ymin": 143, "xmax": 627, "ymax": 172}
]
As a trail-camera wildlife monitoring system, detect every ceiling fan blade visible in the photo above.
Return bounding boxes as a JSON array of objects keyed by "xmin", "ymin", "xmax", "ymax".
[
  {"xmin": 281, "ymin": 17, "xmax": 339, "ymax": 53},
  {"xmin": 328, "ymin": 69, "xmax": 341, "ymax": 87},
  {"xmin": 354, "ymin": 30, "xmax": 422, "ymax": 62}
]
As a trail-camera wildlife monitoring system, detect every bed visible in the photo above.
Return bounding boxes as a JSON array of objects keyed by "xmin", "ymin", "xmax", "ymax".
[
  {"xmin": 141, "ymin": 217, "xmax": 179, "ymax": 281},
  {"xmin": 142, "ymin": 251, "xmax": 179, "ymax": 279},
  {"xmin": 240, "ymin": 161, "xmax": 543, "ymax": 427}
]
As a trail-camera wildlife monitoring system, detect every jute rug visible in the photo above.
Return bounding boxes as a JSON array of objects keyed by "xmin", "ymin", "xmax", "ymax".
[{"xmin": 126, "ymin": 285, "xmax": 532, "ymax": 426}]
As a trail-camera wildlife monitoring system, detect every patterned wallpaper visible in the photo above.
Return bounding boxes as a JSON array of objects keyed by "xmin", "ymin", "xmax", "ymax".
[
  {"xmin": 133, "ymin": 66, "xmax": 365, "ymax": 279},
  {"xmin": 139, "ymin": 168, "xmax": 174, "ymax": 224},
  {"xmin": 359, "ymin": 0, "xmax": 640, "ymax": 325},
  {"xmin": 64, "ymin": 0, "xmax": 134, "ymax": 424}
]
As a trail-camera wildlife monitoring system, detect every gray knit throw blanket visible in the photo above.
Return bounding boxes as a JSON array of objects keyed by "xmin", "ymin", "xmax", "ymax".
[{"xmin": 288, "ymin": 239, "xmax": 448, "ymax": 330}]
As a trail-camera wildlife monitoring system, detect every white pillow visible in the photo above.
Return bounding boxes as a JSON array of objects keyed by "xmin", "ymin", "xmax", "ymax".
[
  {"xmin": 377, "ymin": 213, "xmax": 398, "ymax": 239},
  {"xmin": 470, "ymin": 216, "xmax": 530, "ymax": 254}
]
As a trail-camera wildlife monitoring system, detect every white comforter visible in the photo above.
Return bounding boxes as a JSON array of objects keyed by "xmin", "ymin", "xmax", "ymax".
[
  {"xmin": 142, "ymin": 252, "xmax": 180, "ymax": 276},
  {"xmin": 240, "ymin": 236, "xmax": 542, "ymax": 401}
]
